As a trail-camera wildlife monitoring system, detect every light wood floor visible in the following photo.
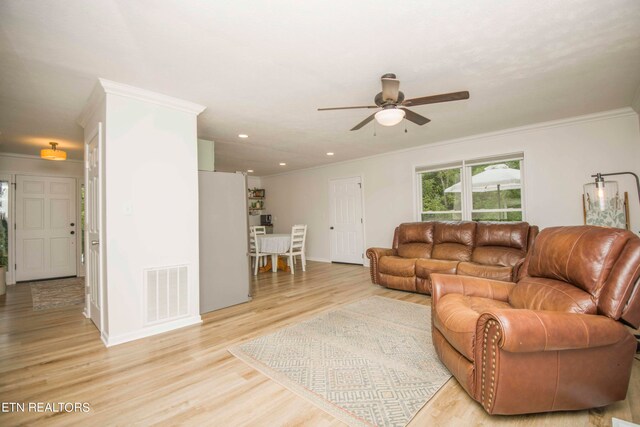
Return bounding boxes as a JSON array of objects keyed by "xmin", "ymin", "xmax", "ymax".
[{"xmin": 1, "ymin": 261, "xmax": 638, "ymax": 426}]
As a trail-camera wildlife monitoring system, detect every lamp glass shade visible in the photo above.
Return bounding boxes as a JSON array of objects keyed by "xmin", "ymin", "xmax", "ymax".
[
  {"xmin": 583, "ymin": 180, "xmax": 618, "ymax": 211},
  {"xmin": 375, "ymin": 108, "xmax": 405, "ymax": 127},
  {"xmin": 40, "ymin": 147, "xmax": 67, "ymax": 161}
]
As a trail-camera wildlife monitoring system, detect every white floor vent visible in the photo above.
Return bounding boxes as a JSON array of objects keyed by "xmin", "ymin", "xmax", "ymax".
[{"xmin": 144, "ymin": 265, "xmax": 188, "ymax": 325}]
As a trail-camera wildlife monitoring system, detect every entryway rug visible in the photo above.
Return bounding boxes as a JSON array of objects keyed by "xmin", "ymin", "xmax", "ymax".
[
  {"xmin": 229, "ymin": 296, "xmax": 451, "ymax": 427},
  {"xmin": 29, "ymin": 277, "xmax": 85, "ymax": 310}
]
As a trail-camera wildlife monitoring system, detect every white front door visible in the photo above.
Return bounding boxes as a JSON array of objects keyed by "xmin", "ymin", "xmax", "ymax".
[
  {"xmin": 329, "ymin": 176, "xmax": 364, "ymax": 264},
  {"xmin": 85, "ymin": 124, "xmax": 103, "ymax": 330},
  {"xmin": 16, "ymin": 175, "xmax": 77, "ymax": 281}
]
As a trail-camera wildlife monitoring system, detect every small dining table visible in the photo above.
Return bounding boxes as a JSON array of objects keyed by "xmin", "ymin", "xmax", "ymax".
[{"xmin": 257, "ymin": 233, "xmax": 291, "ymax": 273}]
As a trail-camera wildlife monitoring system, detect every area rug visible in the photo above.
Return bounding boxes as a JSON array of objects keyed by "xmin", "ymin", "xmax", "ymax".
[
  {"xmin": 229, "ymin": 296, "xmax": 451, "ymax": 427},
  {"xmin": 29, "ymin": 277, "xmax": 85, "ymax": 310}
]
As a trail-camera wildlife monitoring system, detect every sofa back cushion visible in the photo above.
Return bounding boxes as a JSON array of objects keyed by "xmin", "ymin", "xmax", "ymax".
[
  {"xmin": 525, "ymin": 226, "xmax": 630, "ymax": 297},
  {"xmin": 472, "ymin": 222, "xmax": 530, "ymax": 267},
  {"xmin": 432, "ymin": 221, "xmax": 476, "ymax": 261},
  {"xmin": 395, "ymin": 222, "xmax": 434, "ymax": 258}
]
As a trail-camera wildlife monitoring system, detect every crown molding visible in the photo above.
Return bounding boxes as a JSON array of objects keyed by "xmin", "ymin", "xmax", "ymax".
[
  {"xmin": 0, "ymin": 152, "xmax": 83, "ymax": 163},
  {"xmin": 77, "ymin": 78, "xmax": 207, "ymax": 128},
  {"xmin": 261, "ymin": 107, "xmax": 638, "ymax": 178}
]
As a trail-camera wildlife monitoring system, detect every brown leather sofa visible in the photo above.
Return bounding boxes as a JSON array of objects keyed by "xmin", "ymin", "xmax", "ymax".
[
  {"xmin": 366, "ymin": 221, "xmax": 538, "ymax": 294},
  {"xmin": 431, "ymin": 226, "xmax": 640, "ymax": 415}
]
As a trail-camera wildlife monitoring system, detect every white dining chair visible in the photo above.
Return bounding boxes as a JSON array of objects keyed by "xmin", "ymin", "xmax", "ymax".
[
  {"xmin": 281, "ymin": 224, "xmax": 307, "ymax": 274},
  {"xmin": 249, "ymin": 226, "xmax": 268, "ymax": 275}
]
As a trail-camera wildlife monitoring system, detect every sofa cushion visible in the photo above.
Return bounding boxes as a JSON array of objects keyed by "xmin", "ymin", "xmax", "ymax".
[
  {"xmin": 397, "ymin": 222, "xmax": 434, "ymax": 245},
  {"xmin": 508, "ymin": 277, "xmax": 597, "ymax": 314},
  {"xmin": 472, "ymin": 246, "xmax": 525, "ymax": 268},
  {"xmin": 397, "ymin": 243, "xmax": 433, "ymax": 259},
  {"xmin": 379, "ymin": 256, "xmax": 416, "ymax": 277},
  {"xmin": 434, "ymin": 293, "xmax": 511, "ymax": 361},
  {"xmin": 432, "ymin": 221, "xmax": 476, "ymax": 261},
  {"xmin": 525, "ymin": 226, "xmax": 630, "ymax": 297},
  {"xmin": 475, "ymin": 222, "xmax": 529, "ymax": 250},
  {"xmin": 457, "ymin": 262, "xmax": 513, "ymax": 282},
  {"xmin": 416, "ymin": 259, "xmax": 459, "ymax": 278}
]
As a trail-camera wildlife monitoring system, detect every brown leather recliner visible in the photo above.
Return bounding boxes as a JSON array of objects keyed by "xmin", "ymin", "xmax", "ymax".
[
  {"xmin": 367, "ymin": 221, "xmax": 538, "ymax": 294},
  {"xmin": 431, "ymin": 226, "xmax": 640, "ymax": 415}
]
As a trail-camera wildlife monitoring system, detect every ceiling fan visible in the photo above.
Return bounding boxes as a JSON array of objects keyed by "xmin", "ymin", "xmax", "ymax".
[{"xmin": 318, "ymin": 73, "xmax": 470, "ymax": 131}]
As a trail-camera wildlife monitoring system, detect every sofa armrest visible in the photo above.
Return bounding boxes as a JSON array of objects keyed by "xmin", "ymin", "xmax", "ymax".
[
  {"xmin": 366, "ymin": 247, "xmax": 394, "ymax": 284},
  {"xmin": 477, "ymin": 309, "xmax": 630, "ymax": 353},
  {"xmin": 511, "ymin": 258, "xmax": 525, "ymax": 281},
  {"xmin": 431, "ymin": 274, "xmax": 514, "ymax": 307}
]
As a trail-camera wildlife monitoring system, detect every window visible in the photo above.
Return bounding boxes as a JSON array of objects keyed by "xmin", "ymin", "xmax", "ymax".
[
  {"xmin": 418, "ymin": 166, "xmax": 463, "ymax": 221},
  {"xmin": 417, "ymin": 155, "xmax": 524, "ymax": 222}
]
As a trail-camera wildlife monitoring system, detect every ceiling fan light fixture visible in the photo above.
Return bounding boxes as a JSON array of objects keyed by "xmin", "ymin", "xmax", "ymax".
[
  {"xmin": 40, "ymin": 142, "xmax": 67, "ymax": 161},
  {"xmin": 375, "ymin": 108, "xmax": 405, "ymax": 127}
]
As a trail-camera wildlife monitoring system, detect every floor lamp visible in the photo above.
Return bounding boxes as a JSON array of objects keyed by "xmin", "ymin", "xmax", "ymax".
[{"xmin": 590, "ymin": 171, "xmax": 640, "ymax": 352}]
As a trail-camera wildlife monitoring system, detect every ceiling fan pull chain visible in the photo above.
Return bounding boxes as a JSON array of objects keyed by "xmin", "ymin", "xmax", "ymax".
[
  {"xmin": 373, "ymin": 121, "xmax": 377, "ymax": 137},
  {"xmin": 404, "ymin": 119, "xmax": 408, "ymax": 133}
]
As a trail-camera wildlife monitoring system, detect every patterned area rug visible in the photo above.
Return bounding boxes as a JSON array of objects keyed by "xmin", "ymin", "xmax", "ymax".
[
  {"xmin": 29, "ymin": 277, "xmax": 85, "ymax": 311},
  {"xmin": 229, "ymin": 296, "xmax": 451, "ymax": 427}
]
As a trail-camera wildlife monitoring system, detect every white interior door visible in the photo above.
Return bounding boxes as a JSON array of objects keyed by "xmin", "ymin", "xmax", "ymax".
[
  {"xmin": 85, "ymin": 125, "xmax": 103, "ymax": 329},
  {"xmin": 15, "ymin": 175, "xmax": 77, "ymax": 281},
  {"xmin": 329, "ymin": 176, "xmax": 364, "ymax": 264}
]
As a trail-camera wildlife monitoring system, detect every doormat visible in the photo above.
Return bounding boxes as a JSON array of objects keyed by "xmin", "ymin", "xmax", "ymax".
[{"xmin": 29, "ymin": 277, "xmax": 85, "ymax": 310}]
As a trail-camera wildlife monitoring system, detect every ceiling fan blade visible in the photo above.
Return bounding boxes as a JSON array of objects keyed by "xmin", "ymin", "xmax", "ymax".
[
  {"xmin": 350, "ymin": 113, "xmax": 377, "ymax": 131},
  {"xmin": 381, "ymin": 78, "xmax": 400, "ymax": 102},
  {"xmin": 403, "ymin": 91, "xmax": 470, "ymax": 107},
  {"xmin": 401, "ymin": 108, "xmax": 431, "ymax": 126},
  {"xmin": 318, "ymin": 105, "xmax": 377, "ymax": 111}
]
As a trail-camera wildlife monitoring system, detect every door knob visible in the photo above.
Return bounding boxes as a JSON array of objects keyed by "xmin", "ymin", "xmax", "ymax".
[
  {"xmin": 70, "ymin": 231, "xmax": 75, "ymax": 235},
  {"xmin": 330, "ymin": 226, "xmax": 334, "ymax": 230},
  {"xmin": 91, "ymin": 240, "xmax": 99, "ymax": 246},
  {"xmin": 70, "ymin": 222, "xmax": 75, "ymax": 226}
]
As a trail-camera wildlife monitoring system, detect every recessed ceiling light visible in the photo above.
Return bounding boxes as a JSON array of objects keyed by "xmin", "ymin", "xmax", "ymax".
[
  {"xmin": 279, "ymin": 162, "xmax": 286, "ymax": 166},
  {"xmin": 326, "ymin": 152, "xmax": 334, "ymax": 156},
  {"xmin": 247, "ymin": 169, "xmax": 254, "ymax": 173},
  {"xmin": 238, "ymin": 134, "xmax": 249, "ymax": 138}
]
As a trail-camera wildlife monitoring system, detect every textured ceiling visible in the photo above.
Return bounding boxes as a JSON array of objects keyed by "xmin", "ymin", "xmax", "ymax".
[{"xmin": 1, "ymin": 0, "xmax": 640, "ymax": 176}]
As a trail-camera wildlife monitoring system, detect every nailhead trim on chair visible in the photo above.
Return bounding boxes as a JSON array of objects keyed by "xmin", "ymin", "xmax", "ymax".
[
  {"xmin": 366, "ymin": 250, "xmax": 378, "ymax": 284},
  {"xmin": 481, "ymin": 320, "xmax": 501, "ymax": 412}
]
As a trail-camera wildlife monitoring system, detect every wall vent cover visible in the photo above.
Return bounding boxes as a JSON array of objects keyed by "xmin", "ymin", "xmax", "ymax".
[{"xmin": 144, "ymin": 265, "xmax": 188, "ymax": 325}]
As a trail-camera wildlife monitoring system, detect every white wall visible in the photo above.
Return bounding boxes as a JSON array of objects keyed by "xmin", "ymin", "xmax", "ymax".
[
  {"xmin": 103, "ymin": 92, "xmax": 202, "ymax": 344},
  {"xmin": 0, "ymin": 153, "xmax": 85, "ymax": 283},
  {"xmin": 262, "ymin": 109, "xmax": 640, "ymax": 264}
]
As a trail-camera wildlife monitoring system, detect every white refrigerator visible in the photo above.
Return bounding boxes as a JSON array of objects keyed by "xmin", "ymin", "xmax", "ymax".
[{"xmin": 198, "ymin": 171, "xmax": 251, "ymax": 314}]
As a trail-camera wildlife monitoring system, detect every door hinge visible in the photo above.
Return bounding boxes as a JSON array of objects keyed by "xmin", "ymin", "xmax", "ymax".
[
  {"xmin": 15, "ymin": 264, "xmax": 17, "ymax": 270},
  {"xmin": 358, "ymin": 183, "xmax": 362, "ymax": 188},
  {"xmin": 362, "ymin": 253, "xmax": 364, "ymax": 259},
  {"xmin": 360, "ymin": 218, "xmax": 363, "ymax": 223}
]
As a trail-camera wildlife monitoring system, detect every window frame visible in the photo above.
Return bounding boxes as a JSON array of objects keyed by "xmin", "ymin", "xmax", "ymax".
[{"xmin": 415, "ymin": 154, "xmax": 525, "ymax": 222}]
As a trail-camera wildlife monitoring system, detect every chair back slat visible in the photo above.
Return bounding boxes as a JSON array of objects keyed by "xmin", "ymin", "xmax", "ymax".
[
  {"xmin": 250, "ymin": 226, "xmax": 266, "ymax": 253},
  {"xmin": 289, "ymin": 224, "xmax": 307, "ymax": 252}
]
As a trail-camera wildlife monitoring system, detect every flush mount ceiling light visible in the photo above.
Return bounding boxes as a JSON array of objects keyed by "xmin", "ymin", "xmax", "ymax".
[
  {"xmin": 326, "ymin": 152, "xmax": 334, "ymax": 156},
  {"xmin": 238, "ymin": 134, "xmax": 249, "ymax": 138},
  {"xmin": 374, "ymin": 108, "xmax": 406, "ymax": 127},
  {"xmin": 247, "ymin": 169, "xmax": 254, "ymax": 173},
  {"xmin": 40, "ymin": 142, "xmax": 67, "ymax": 161},
  {"xmin": 279, "ymin": 162, "xmax": 286, "ymax": 166}
]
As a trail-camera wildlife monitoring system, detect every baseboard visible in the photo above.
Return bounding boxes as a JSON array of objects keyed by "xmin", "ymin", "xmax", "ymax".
[
  {"xmin": 102, "ymin": 315, "xmax": 202, "ymax": 347},
  {"xmin": 306, "ymin": 257, "xmax": 331, "ymax": 263}
]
